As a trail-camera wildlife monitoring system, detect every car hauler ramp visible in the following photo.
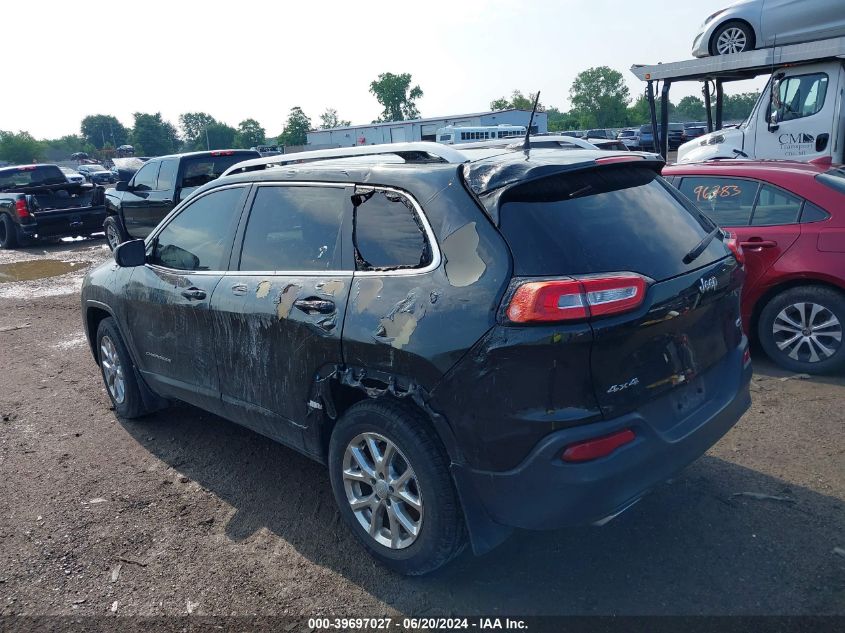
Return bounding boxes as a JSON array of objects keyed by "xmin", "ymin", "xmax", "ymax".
[{"xmin": 630, "ymin": 36, "xmax": 845, "ymax": 159}]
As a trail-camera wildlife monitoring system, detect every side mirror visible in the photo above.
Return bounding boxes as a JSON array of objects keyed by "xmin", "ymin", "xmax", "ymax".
[
  {"xmin": 115, "ymin": 181, "xmax": 130, "ymax": 192},
  {"xmin": 113, "ymin": 239, "xmax": 146, "ymax": 267},
  {"xmin": 768, "ymin": 76, "xmax": 783, "ymax": 132}
]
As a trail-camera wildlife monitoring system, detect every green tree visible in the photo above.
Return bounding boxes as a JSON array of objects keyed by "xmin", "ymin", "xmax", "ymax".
[
  {"xmin": 319, "ymin": 108, "xmax": 351, "ymax": 129},
  {"xmin": 489, "ymin": 90, "xmax": 544, "ymax": 111},
  {"xmin": 42, "ymin": 135, "xmax": 94, "ymax": 161},
  {"xmin": 369, "ymin": 72, "xmax": 423, "ymax": 122},
  {"xmin": 674, "ymin": 96, "xmax": 707, "ymax": 122},
  {"xmin": 625, "ymin": 94, "xmax": 677, "ymax": 126},
  {"xmin": 204, "ymin": 122, "xmax": 237, "ymax": 150},
  {"xmin": 723, "ymin": 92, "xmax": 760, "ymax": 121},
  {"xmin": 234, "ymin": 118, "xmax": 266, "ymax": 148},
  {"xmin": 546, "ymin": 107, "xmax": 580, "ymax": 132},
  {"xmin": 80, "ymin": 115, "xmax": 129, "ymax": 150},
  {"xmin": 570, "ymin": 66, "xmax": 631, "ymax": 128},
  {"xmin": 130, "ymin": 113, "xmax": 179, "ymax": 156},
  {"xmin": 179, "ymin": 112, "xmax": 218, "ymax": 149},
  {"xmin": 626, "ymin": 95, "xmax": 651, "ymax": 126},
  {"xmin": 0, "ymin": 131, "xmax": 43, "ymax": 163},
  {"xmin": 277, "ymin": 107, "xmax": 311, "ymax": 146}
]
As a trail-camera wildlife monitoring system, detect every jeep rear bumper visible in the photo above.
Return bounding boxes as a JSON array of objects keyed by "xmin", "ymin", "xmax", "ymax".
[{"xmin": 452, "ymin": 342, "xmax": 751, "ymax": 533}]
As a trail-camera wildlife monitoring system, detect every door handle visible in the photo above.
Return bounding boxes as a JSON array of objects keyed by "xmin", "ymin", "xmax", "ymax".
[
  {"xmin": 740, "ymin": 240, "xmax": 777, "ymax": 249},
  {"xmin": 180, "ymin": 287, "xmax": 207, "ymax": 300},
  {"xmin": 293, "ymin": 298, "xmax": 335, "ymax": 315}
]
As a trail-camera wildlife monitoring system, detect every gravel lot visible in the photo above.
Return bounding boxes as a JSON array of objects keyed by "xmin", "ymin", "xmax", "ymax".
[{"xmin": 0, "ymin": 239, "xmax": 843, "ymax": 619}]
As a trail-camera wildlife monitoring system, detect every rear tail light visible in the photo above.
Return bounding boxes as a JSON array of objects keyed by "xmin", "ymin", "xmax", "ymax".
[
  {"xmin": 562, "ymin": 429, "xmax": 636, "ymax": 462},
  {"xmin": 211, "ymin": 150, "xmax": 235, "ymax": 156},
  {"xmin": 505, "ymin": 274, "xmax": 647, "ymax": 323},
  {"xmin": 722, "ymin": 232, "xmax": 745, "ymax": 267},
  {"xmin": 15, "ymin": 198, "xmax": 29, "ymax": 218}
]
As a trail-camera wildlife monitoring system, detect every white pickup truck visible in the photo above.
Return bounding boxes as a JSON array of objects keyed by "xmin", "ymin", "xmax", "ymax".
[{"xmin": 632, "ymin": 37, "xmax": 845, "ymax": 164}]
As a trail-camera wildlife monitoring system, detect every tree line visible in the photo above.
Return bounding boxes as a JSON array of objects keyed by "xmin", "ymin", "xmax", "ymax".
[
  {"xmin": 0, "ymin": 68, "xmax": 760, "ymax": 164},
  {"xmin": 491, "ymin": 66, "xmax": 759, "ymax": 130}
]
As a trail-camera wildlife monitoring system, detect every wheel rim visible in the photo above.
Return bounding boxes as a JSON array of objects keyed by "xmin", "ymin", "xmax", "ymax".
[
  {"xmin": 342, "ymin": 432, "xmax": 423, "ymax": 550},
  {"xmin": 716, "ymin": 27, "xmax": 747, "ymax": 55},
  {"xmin": 106, "ymin": 223, "xmax": 121, "ymax": 250},
  {"xmin": 100, "ymin": 335, "xmax": 126, "ymax": 404},
  {"xmin": 772, "ymin": 302, "xmax": 842, "ymax": 364}
]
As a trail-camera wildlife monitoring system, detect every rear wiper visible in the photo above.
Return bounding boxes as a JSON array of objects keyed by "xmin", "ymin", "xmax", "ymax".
[{"xmin": 683, "ymin": 226, "xmax": 722, "ymax": 265}]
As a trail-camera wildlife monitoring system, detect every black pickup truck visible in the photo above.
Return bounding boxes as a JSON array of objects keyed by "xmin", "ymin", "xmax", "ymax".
[
  {"xmin": 103, "ymin": 149, "xmax": 259, "ymax": 250},
  {"xmin": 0, "ymin": 164, "xmax": 107, "ymax": 249}
]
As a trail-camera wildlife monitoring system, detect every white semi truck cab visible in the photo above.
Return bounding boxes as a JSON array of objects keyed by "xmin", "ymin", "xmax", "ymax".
[{"xmin": 631, "ymin": 37, "xmax": 845, "ymax": 164}]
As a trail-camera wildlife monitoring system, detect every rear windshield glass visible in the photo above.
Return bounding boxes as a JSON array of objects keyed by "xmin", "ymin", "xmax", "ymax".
[
  {"xmin": 499, "ymin": 166, "xmax": 728, "ymax": 281},
  {"xmin": 817, "ymin": 168, "xmax": 845, "ymax": 194},
  {"xmin": 0, "ymin": 166, "xmax": 68, "ymax": 189},
  {"xmin": 181, "ymin": 153, "xmax": 258, "ymax": 188}
]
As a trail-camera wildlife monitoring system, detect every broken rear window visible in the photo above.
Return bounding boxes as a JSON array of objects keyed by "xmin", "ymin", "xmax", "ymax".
[{"xmin": 353, "ymin": 190, "xmax": 432, "ymax": 271}]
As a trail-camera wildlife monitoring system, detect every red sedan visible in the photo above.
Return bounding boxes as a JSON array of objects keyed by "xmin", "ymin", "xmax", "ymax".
[{"xmin": 664, "ymin": 160, "xmax": 845, "ymax": 374}]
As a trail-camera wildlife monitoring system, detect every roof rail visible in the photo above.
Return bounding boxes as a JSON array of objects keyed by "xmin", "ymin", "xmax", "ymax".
[{"xmin": 222, "ymin": 141, "xmax": 469, "ymax": 176}]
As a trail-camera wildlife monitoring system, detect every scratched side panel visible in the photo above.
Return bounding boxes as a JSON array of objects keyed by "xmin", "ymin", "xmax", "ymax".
[
  {"xmin": 211, "ymin": 273, "xmax": 351, "ymax": 454},
  {"xmin": 342, "ymin": 184, "xmax": 511, "ymax": 392}
]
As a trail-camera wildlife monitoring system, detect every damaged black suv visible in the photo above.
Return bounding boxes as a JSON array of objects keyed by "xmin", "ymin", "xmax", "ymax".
[{"xmin": 81, "ymin": 143, "xmax": 751, "ymax": 575}]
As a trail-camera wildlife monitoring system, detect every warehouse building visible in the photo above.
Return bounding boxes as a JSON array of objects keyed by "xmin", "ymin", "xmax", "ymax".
[{"xmin": 306, "ymin": 108, "xmax": 548, "ymax": 147}]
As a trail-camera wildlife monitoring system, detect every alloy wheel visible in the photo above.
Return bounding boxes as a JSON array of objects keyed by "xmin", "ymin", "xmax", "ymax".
[
  {"xmin": 342, "ymin": 432, "xmax": 423, "ymax": 549},
  {"xmin": 772, "ymin": 302, "xmax": 842, "ymax": 364},
  {"xmin": 100, "ymin": 335, "xmax": 126, "ymax": 404},
  {"xmin": 106, "ymin": 223, "xmax": 122, "ymax": 250},
  {"xmin": 716, "ymin": 27, "xmax": 748, "ymax": 55}
]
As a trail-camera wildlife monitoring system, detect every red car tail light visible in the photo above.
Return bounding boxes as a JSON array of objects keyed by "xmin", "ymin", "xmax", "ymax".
[
  {"xmin": 15, "ymin": 198, "xmax": 29, "ymax": 218},
  {"xmin": 506, "ymin": 274, "xmax": 647, "ymax": 324},
  {"xmin": 562, "ymin": 429, "xmax": 636, "ymax": 462},
  {"xmin": 211, "ymin": 150, "xmax": 235, "ymax": 156},
  {"xmin": 723, "ymin": 232, "xmax": 745, "ymax": 267}
]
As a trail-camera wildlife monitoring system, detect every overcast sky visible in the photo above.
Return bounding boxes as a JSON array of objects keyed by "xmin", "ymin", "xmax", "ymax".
[{"xmin": 5, "ymin": 0, "xmax": 765, "ymax": 138}]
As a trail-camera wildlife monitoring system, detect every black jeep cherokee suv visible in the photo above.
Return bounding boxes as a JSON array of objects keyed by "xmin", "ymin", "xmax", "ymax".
[{"xmin": 81, "ymin": 143, "xmax": 752, "ymax": 575}]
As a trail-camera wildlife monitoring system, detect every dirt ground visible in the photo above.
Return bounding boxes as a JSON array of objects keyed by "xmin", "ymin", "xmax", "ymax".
[{"xmin": 0, "ymin": 239, "xmax": 843, "ymax": 619}]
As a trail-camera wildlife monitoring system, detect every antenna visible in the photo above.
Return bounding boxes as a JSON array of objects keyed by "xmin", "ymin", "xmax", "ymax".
[{"xmin": 523, "ymin": 91, "xmax": 541, "ymax": 153}]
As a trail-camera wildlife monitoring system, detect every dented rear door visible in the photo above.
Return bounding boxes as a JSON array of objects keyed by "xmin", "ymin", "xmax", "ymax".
[{"xmin": 211, "ymin": 183, "xmax": 354, "ymax": 449}]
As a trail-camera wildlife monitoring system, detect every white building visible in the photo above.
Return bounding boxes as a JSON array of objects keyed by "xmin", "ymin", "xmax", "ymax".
[{"xmin": 306, "ymin": 109, "xmax": 548, "ymax": 148}]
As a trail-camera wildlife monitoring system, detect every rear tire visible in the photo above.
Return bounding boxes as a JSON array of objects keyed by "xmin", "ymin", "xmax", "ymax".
[
  {"xmin": 328, "ymin": 399, "xmax": 466, "ymax": 576},
  {"xmin": 96, "ymin": 317, "xmax": 151, "ymax": 418},
  {"xmin": 758, "ymin": 286, "xmax": 845, "ymax": 374},
  {"xmin": 0, "ymin": 214, "xmax": 19, "ymax": 249},
  {"xmin": 104, "ymin": 216, "xmax": 128, "ymax": 251},
  {"xmin": 710, "ymin": 21, "xmax": 755, "ymax": 56}
]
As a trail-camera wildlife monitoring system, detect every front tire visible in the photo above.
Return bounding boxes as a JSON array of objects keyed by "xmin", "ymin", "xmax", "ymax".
[
  {"xmin": 758, "ymin": 286, "xmax": 845, "ymax": 374},
  {"xmin": 328, "ymin": 400, "xmax": 466, "ymax": 576},
  {"xmin": 710, "ymin": 21, "xmax": 755, "ymax": 56},
  {"xmin": 96, "ymin": 317, "xmax": 151, "ymax": 418},
  {"xmin": 103, "ymin": 216, "xmax": 128, "ymax": 251}
]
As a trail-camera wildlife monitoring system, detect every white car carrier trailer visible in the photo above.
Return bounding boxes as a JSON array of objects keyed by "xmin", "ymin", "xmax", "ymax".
[{"xmin": 631, "ymin": 36, "xmax": 845, "ymax": 163}]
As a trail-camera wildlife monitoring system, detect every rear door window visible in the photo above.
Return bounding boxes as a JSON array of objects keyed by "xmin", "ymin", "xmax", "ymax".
[
  {"xmin": 677, "ymin": 176, "xmax": 759, "ymax": 226},
  {"xmin": 181, "ymin": 152, "xmax": 258, "ymax": 189},
  {"xmin": 156, "ymin": 158, "xmax": 178, "ymax": 191},
  {"xmin": 353, "ymin": 189, "xmax": 432, "ymax": 270},
  {"xmin": 498, "ymin": 167, "xmax": 728, "ymax": 281},
  {"xmin": 238, "ymin": 185, "xmax": 348, "ymax": 272},
  {"xmin": 750, "ymin": 184, "xmax": 802, "ymax": 225}
]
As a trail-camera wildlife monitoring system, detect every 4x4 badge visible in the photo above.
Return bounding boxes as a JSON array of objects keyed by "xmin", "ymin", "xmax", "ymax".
[{"xmin": 699, "ymin": 276, "xmax": 718, "ymax": 293}]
